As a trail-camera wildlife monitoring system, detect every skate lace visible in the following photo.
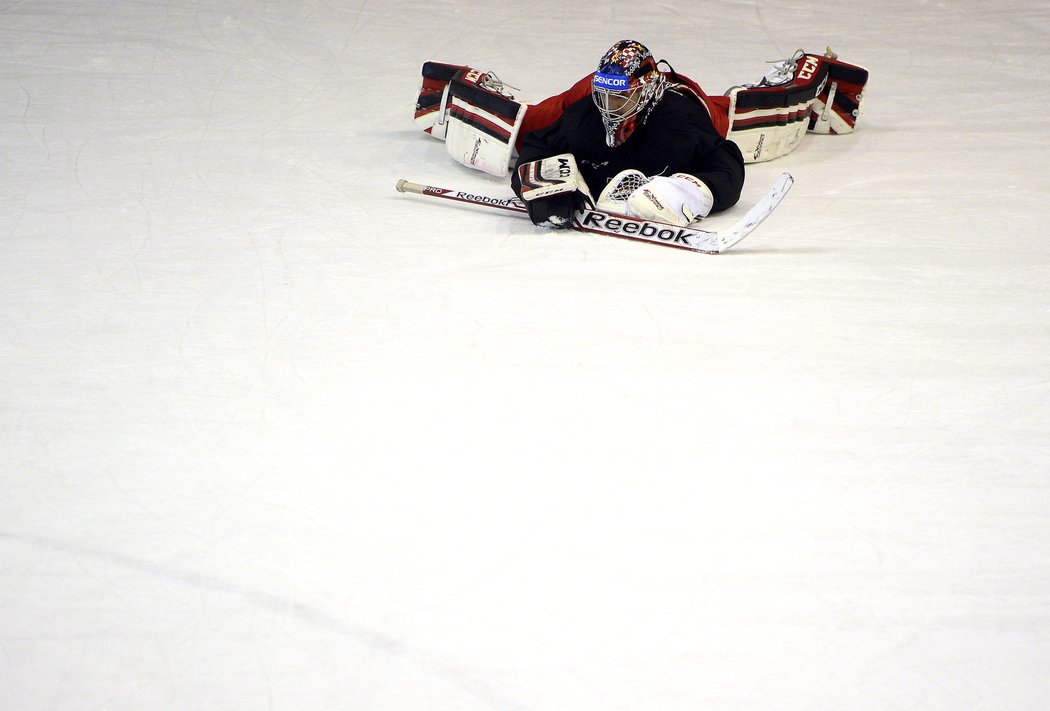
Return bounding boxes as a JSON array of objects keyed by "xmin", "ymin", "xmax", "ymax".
[
  {"xmin": 759, "ymin": 49, "xmax": 806, "ymax": 86},
  {"xmin": 724, "ymin": 49, "xmax": 807, "ymax": 94},
  {"xmin": 479, "ymin": 72, "xmax": 520, "ymax": 99}
]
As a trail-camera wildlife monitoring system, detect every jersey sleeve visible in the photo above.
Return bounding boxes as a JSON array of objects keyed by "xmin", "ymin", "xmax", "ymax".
[
  {"xmin": 686, "ymin": 136, "xmax": 745, "ymax": 213},
  {"xmin": 652, "ymin": 93, "xmax": 744, "ymax": 212}
]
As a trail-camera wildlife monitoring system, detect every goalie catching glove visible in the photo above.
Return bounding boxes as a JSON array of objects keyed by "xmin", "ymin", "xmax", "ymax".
[
  {"xmin": 516, "ymin": 154, "xmax": 595, "ymax": 228},
  {"xmin": 620, "ymin": 173, "xmax": 715, "ymax": 226}
]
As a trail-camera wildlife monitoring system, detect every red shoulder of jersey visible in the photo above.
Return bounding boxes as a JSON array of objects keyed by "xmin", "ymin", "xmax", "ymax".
[{"xmin": 519, "ymin": 73, "xmax": 595, "ymax": 142}]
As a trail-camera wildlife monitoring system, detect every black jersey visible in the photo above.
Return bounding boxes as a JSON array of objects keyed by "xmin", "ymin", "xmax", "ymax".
[{"xmin": 512, "ymin": 89, "xmax": 744, "ymax": 213}]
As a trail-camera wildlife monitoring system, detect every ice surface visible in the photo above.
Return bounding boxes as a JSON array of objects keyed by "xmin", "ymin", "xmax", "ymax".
[{"xmin": 2, "ymin": 1, "xmax": 1049, "ymax": 709}]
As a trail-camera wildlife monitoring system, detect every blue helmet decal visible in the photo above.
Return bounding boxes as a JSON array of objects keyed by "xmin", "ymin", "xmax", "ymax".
[{"xmin": 593, "ymin": 71, "xmax": 630, "ymax": 91}]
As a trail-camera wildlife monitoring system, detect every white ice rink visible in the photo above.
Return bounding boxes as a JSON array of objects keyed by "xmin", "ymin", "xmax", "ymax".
[{"xmin": 3, "ymin": 1, "xmax": 1049, "ymax": 709}]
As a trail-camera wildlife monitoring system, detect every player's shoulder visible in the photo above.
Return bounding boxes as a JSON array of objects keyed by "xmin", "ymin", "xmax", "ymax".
[
  {"xmin": 557, "ymin": 87, "xmax": 602, "ymax": 130},
  {"xmin": 662, "ymin": 88, "xmax": 708, "ymax": 114},
  {"xmin": 654, "ymin": 89, "xmax": 716, "ymax": 131}
]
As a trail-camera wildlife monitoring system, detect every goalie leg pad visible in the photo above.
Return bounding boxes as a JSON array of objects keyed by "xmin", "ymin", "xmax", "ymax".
[
  {"xmin": 443, "ymin": 69, "xmax": 527, "ymax": 177},
  {"xmin": 725, "ymin": 50, "xmax": 870, "ymax": 162},
  {"xmin": 725, "ymin": 52, "xmax": 829, "ymax": 163}
]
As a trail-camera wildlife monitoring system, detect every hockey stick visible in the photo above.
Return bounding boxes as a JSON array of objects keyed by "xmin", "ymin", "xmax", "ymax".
[
  {"xmin": 395, "ymin": 179, "xmax": 529, "ymax": 214},
  {"xmin": 395, "ymin": 172, "xmax": 793, "ymax": 254}
]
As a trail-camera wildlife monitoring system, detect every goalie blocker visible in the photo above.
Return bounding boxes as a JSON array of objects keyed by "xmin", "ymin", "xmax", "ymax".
[{"xmin": 515, "ymin": 154, "xmax": 595, "ymax": 227}]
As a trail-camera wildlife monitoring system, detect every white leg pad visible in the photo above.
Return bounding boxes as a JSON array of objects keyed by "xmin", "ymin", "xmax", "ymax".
[{"xmin": 443, "ymin": 69, "xmax": 527, "ymax": 177}]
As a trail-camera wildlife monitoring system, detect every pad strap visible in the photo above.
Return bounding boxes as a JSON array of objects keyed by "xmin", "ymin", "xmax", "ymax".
[
  {"xmin": 414, "ymin": 61, "xmax": 467, "ymax": 139},
  {"xmin": 807, "ymin": 55, "xmax": 869, "ymax": 134}
]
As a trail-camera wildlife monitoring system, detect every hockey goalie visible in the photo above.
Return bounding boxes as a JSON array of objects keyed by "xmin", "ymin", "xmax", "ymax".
[{"xmin": 413, "ymin": 40, "xmax": 868, "ymax": 228}]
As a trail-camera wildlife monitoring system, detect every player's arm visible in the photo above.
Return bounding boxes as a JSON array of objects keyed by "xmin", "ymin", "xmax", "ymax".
[
  {"xmin": 648, "ymin": 97, "xmax": 746, "ymax": 218},
  {"xmin": 685, "ymin": 138, "xmax": 745, "ymax": 213}
]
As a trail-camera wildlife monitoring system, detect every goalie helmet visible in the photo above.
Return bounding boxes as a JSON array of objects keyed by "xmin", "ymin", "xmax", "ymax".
[{"xmin": 591, "ymin": 40, "xmax": 667, "ymax": 148}]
